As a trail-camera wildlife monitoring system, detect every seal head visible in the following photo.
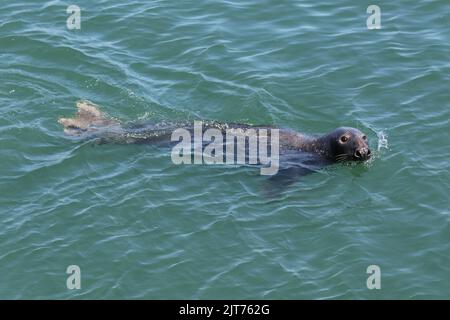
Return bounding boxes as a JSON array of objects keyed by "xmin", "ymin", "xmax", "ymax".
[{"xmin": 319, "ymin": 127, "xmax": 372, "ymax": 162}]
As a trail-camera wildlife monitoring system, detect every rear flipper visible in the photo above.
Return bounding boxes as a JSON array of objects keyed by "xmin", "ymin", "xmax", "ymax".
[
  {"xmin": 58, "ymin": 100, "xmax": 121, "ymax": 137},
  {"xmin": 58, "ymin": 100, "xmax": 174, "ymax": 144}
]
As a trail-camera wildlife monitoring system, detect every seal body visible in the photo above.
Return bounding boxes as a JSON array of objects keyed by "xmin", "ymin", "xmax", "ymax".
[
  {"xmin": 59, "ymin": 101, "xmax": 372, "ymax": 192},
  {"xmin": 59, "ymin": 101, "xmax": 371, "ymax": 162}
]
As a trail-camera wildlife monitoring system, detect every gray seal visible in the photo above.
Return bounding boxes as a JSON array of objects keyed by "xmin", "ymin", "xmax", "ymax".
[{"xmin": 59, "ymin": 100, "xmax": 372, "ymax": 193}]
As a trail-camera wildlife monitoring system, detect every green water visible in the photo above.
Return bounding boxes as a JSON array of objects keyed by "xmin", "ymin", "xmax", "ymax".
[{"xmin": 1, "ymin": 0, "xmax": 449, "ymax": 299}]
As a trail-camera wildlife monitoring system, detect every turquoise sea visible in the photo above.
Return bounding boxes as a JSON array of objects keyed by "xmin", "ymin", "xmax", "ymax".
[{"xmin": 1, "ymin": 0, "xmax": 449, "ymax": 299}]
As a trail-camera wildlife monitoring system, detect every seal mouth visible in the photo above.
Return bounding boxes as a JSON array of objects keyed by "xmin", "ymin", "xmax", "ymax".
[{"xmin": 354, "ymin": 148, "xmax": 371, "ymax": 161}]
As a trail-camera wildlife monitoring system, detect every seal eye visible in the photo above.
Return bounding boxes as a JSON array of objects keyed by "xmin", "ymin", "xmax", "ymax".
[
  {"xmin": 340, "ymin": 136, "xmax": 349, "ymax": 143},
  {"xmin": 362, "ymin": 135, "xmax": 367, "ymax": 140}
]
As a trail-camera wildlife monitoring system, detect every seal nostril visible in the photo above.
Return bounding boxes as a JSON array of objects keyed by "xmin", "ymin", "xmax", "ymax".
[
  {"xmin": 367, "ymin": 149, "xmax": 371, "ymax": 155},
  {"xmin": 355, "ymin": 150, "xmax": 362, "ymax": 158}
]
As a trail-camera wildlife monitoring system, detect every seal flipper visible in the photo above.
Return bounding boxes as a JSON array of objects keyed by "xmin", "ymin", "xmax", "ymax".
[
  {"xmin": 58, "ymin": 100, "xmax": 119, "ymax": 136},
  {"xmin": 264, "ymin": 166, "xmax": 314, "ymax": 196},
  {"xmin": 263, "ymin": 151, "xmax": 331, "ymax": 196}
]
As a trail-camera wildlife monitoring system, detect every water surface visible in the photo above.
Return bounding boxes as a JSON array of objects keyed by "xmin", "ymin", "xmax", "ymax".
[{"xmin": 1, "ymin": 0, "xmax": 449, "ymax": 299}]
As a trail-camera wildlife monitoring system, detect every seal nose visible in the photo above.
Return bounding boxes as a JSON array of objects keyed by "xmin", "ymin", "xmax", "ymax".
[{"xmin": 355, "ymin": 147, "xmax": 371, "ymax": 160}]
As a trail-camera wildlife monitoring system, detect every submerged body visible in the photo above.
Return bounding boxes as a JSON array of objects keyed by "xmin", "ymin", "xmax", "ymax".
[{"xmin": 59, "ymin": 100, "xmax": 371, "ymax": 192}]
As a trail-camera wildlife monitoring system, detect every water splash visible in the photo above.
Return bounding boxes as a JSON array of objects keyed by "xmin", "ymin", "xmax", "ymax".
[{"xmin": 377, "ymin": 130, "xmax": 389, "ymax": 152}]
